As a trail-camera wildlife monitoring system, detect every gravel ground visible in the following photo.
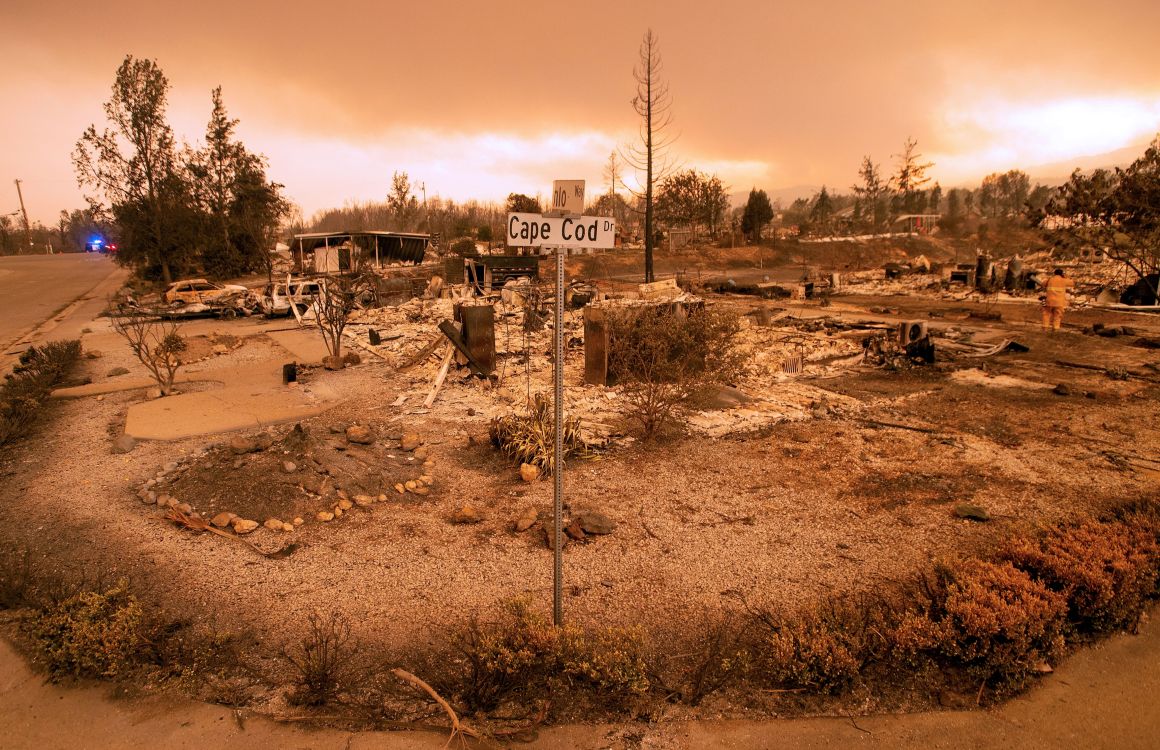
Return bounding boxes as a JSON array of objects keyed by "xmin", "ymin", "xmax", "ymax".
[{"xmin": 1, "ymin": 291, "xmax": 1158, "ymax": 712}]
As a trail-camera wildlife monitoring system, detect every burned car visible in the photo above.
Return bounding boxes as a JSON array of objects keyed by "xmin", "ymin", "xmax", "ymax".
[
  {"xmin": 163, "ymin": 279, "xmax": 250, "ymax": 305},
  {"xmin": 258, "ymin": 278, "xmax": 324, "ymax": 317}
]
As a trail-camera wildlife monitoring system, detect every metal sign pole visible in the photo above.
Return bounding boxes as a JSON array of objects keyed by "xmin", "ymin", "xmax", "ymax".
[{"xmin": 552, "ymin": 245, "xmax": 564, "ymax": 626}]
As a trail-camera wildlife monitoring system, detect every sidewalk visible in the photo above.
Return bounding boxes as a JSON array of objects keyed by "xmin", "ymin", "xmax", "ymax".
[
  {"xmin": 52, "ymin": 316, "xmax": 344, "ymax": 441},
  {"xmin": 1, "ymin": 610, "xmax": 1156, "ymax": 749}
]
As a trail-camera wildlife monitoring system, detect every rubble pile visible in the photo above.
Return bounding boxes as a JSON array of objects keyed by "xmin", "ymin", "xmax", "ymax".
[
  {"xmin": 343, "ymin": 286, "xmax": 877, "ymax": 441},
  {"xmin": 841, "ymin": 256, "xmax": 1148, "ymax": 308}
]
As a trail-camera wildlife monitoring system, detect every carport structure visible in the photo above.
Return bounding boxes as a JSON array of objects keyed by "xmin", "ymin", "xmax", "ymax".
[{"xmin": 291, "ymin": 231, "xmax": 430, "ymax": 274}]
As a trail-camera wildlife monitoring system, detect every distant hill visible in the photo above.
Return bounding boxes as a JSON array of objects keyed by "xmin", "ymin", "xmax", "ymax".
[{"xmin": 1026, "ymin": 141, "xmax": 1147, "ymax": 186}]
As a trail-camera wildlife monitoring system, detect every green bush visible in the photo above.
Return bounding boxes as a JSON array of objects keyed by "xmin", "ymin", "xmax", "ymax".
[
  {"xmin": 753, "ymin": 598, "xmax": 882, "ymax": 694},
  {"xmin": 29, "ymin": 582, "xmax": 146, "ymax": 678},
  {"xmin": 0, "ymin": 340, "xmax": 82, "ymax": 446},
  {"xmin": 1005, "ymin": 515, "xmax": 1159, "ymax": 635},
  {"xmin": 489, "ymin": 393, "xmax": 586, "ymax": 474},
  {"xmin": 450, "ymin": 237, "xmax": 478, "ymax": 256},
  {"xmin": 889, "ymin": 561, "xmax": 1067, "ymax": 686},
  {"xmin": 606, "ymin": 304, "xmax": 744, "ymax": 439},
  {"xmin": 450, "ymin": 600, "xmax": 648, "ymax": 713}
]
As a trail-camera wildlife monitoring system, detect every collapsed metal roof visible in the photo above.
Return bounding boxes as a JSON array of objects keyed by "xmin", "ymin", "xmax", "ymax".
[{"xmin": 291, "ymin": 231, "xmax": 430, "ymax": 266}]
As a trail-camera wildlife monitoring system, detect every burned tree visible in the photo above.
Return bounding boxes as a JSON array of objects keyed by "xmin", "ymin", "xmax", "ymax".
[
  {"xmin": 622, "ymin": 29, "xmax": 676, "ymax": 283},
  {"xmin": 110, "ymin": 311, "xmax": 186, "ymax": 396},
  {"xmin": 313, "ymin": 273, "xmax": 373, "ymax": 367}
]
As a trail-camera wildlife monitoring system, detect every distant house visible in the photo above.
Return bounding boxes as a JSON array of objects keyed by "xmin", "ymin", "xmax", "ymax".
[{"xmin": 290, "ymin": 231, "xmax": 430, "ymax": 274}]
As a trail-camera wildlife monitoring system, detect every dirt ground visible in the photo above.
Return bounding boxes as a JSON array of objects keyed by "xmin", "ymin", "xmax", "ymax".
[{"xmin": 1, "ymin": 239, "xmax": 1159, "ymax": 722}]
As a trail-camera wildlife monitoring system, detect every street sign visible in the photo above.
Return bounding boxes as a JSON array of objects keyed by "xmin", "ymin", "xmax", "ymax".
[
  {"xmin": 551, "ymin": 180, "xmax": 585, "ymax": 216},
  {"xmin": 506, "ymin": 212, "xmax": 615, "ymax": 248}
]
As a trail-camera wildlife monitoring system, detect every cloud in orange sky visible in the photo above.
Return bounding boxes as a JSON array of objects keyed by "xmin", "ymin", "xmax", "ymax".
[{"xmin": 3, "ymin": 1, "xmax": 1159, "ymax": 222}]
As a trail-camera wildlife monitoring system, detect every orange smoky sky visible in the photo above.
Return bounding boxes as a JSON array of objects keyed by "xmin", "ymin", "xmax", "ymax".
[{"xmin": 3, "ymin": 0, "xmax": 1160, "ymax": 224}]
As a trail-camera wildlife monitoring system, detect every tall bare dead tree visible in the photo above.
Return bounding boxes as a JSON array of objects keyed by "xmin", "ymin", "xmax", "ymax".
[{"xmin": 622, "ymin": 29, "xmax": 676, "ymax": 283}]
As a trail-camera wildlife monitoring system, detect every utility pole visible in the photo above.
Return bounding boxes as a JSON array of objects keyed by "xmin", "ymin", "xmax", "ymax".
[
  {"xmin": 419, "ymin": 182, "xmax": 427, "ymax": 231},
  {"xmin": 14, "ymin": 179, "xmax": 32, "ymax": 251}
]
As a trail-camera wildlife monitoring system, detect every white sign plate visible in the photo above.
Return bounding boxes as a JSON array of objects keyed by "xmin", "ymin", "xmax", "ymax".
[
  {"xmin": 551, "ymin": 180, "xmax": 585, "ymax": 215},
  {"xmin": 506, "ymin": 212, "xmax": 616, "ymax": 248}
]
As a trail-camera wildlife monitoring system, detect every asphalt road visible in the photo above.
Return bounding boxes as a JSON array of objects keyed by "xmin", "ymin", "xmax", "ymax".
[{"xmin": 0, "ymin": 252, "xmax": 118, "ymax": 355}]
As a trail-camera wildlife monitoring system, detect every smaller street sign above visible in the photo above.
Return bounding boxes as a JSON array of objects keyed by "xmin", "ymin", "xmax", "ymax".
[{"xmin": 551, "ymin": 180, "xmax": 585, "ymax": 216}]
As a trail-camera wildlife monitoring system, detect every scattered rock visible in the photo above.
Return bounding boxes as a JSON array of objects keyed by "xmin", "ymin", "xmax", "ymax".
[
  {"xmin": 377, "ymin": 494, "xmax": 387, "ymax": 502},
  {"xmin": 212, "ymin": 344, "xmax": 229, "ymax": 355},
  {"xmin": 337, "ymin": 498, "xmax": 353, "ymax": 511},
  {"xmin": 230, "ymin": 435, "xmax": 262, "ymax": 454},
  {"xmin": 164, "ymin": 461, "xmax": 179, "ymax": 473},
  {"xmin": 264, "ymin": 518, "xmax": 285, "ymax": 531},
  {"xmin": 342, "ymin": 351, "xmax": 361, "ymax": 365},
  {"xmin": 281, "ymin": 523, "xmax": 294, "ymax": 532},
  {"xmin": 232, "ymin": 519, "xmax": 259, "ymax": 534},
  {"xmin": 419, "ymin": 474, "xmax": 433, "ymax": 485},
  {"xmin": 111, "ymin": 434, "xmax": 137, "ymax": 454},
  {"xmin": 106, "ymin": 366, "xmax": 130, "ymax": 377},
  {"xmin": 451, "ymin": 504, "xmax": 484, "ymax": 524},
  {"xmin": 514, "ymin": 507, "xmax": 539, "ymax": 532},
  {"xmin": 413, "ymin": 446, "xmax": 429, "ymax": 461},
  {"xmin": 333, "ymin": 507, "xmax": 344, "ymax": 518},
  {"xmin": 282, "ymin": 460, "xmax": 297, "ymax": 473},
  {"xmin": 156, "ymin": 494, "xmax": 173, "ymax": 508},
  {"xmin": 293, "ymin": 517, "xmax": 304, "ymax": 526},
  {"xmin": 394, "ymin": 483, "xmax": 405, "ymax": 494},
  {"xmin": 317, "ymin": 511, "xmax": 335, "ymax": 522},
  {"xmin": 85, "ymin": 350, "xmax": 103, "ymax": 359},
  {"xmin": 467, "ymin": 407, "xmax": 476, "ymax": 416},
  {"xmin": 255, "ymin": 433, "xmax": 275, "ymax": 450},
  {"xmin": 519, "ymin": 463, "xmax": 540, "ymax": 482},
  {"xmin": 954, "ymin": 503, "xmax": 991, "ymax": 522},
  {"xmin": 345, "ymin": 425, "xmax": 375, "ymax": 445},
  {"xmin": 412, "ymin": 486, "xmax": 430, "ymax": 496},
  {"xmin": 140, "ymin": 490, "xmax": 157, "ymax": 505},
  {"xmin": 577, "ymin": 511, "xmax": 616, "ymax": 535},
  {"xmin": 565, "ymin": 519, "xmax": 587, "ymax": 541},
  {"xmin": 175, "ymin": 502, "xmax": 193, "ymax": 515},
  {"xmin": 211, "ymin": 512, "xmax": 236, "ymax": 528},
  {"xmin": 231, "ymin": 458, "xmax": 245, "ymax": 470},
  {"xmin": 353, "ymin": 494, "xmax": 374, "ymax": 507},
  {"xmin": 323, "ymin": 355, "xmax": 345, "ymax": 370},
  {"xmin": 400, "ymin": 432, "xmax": 423, "ymax": 451},
  {"xmin": 937, "ymin": 689, "xmax": 974, "ymax": 709},
  {"xmin": 541, "ymin": 525, "xmax": 568, "ymax": 550},
  {"xmin": 1053, "ymin": 384, "xmax": 1071, "ymax": 396},
  {"xmin": 1034, "ymin": 661, "xmax": 1054, "ymax": 674}
]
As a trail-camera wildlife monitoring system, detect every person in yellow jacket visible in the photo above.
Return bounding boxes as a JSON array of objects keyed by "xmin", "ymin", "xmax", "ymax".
[{"xmin": 1042, "ymin": 268, "xmax": 1075, "ymax": 332}]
